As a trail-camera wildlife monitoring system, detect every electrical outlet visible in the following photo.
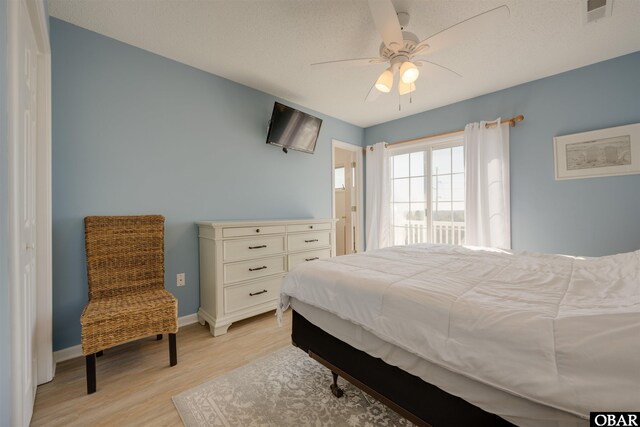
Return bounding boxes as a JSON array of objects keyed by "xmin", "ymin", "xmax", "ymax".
[{"xmin": 176, "ymin": 273, "xmax": 185, "ymax": 287}]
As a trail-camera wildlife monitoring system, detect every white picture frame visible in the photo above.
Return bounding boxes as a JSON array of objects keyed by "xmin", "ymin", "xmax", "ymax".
[{"xmin": 554, "ymin": 123, "xmax": 640, "ymax": 180}]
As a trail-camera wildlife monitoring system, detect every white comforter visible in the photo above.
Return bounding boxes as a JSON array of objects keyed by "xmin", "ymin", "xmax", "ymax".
[{"xmin": 278, "ymin": 244, "xmax": 640, "ymax": 418}]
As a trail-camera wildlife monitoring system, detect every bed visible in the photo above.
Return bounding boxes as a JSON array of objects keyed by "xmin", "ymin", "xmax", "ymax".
[{"xmin": 278, "ymin": 243, "xmax": 640, "ymax": 426}]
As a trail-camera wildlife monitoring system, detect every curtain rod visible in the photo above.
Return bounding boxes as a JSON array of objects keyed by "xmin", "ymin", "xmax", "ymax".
[{"xmin": 363, "ymin": 114, "xmax": 524, "ymax": 152}]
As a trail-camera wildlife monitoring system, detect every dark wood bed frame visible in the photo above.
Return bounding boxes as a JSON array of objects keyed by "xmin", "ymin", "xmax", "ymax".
[{"xmin": 291, "ymin": 310, "xmax": 514, "ymax": 427}]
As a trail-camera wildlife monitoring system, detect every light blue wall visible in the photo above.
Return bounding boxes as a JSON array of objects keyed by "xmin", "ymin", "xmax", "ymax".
[
  {"xmin": 365, "ymin": 52, "xmax": 640, "ymax": 257},
  {"xmin": 51, "ymin": 19, "xmax": 364, "ymax": 350},
  {"xmin": 51, "ymin": 15, "xmax": 640, "ymax": 351},
  {"xmin": 0, "ymin": 1, "xmax": 13, "ymax": 424}
]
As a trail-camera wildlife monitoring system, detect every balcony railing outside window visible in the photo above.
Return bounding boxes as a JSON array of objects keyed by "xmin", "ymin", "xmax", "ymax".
[{"xmin": 396, "ymin": 221, "xmax": 466, "ymax": 245}]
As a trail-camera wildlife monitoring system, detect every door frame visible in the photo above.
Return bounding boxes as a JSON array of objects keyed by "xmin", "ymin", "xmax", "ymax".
[
  {"xmin": 29, "ymin": 0, "xmax": 54, "ymax": 386},
  {"xmin": 331, "ymin": 139, "xmax": 364, "ymax": 253},
  {"xmin": 8, "ymin": 0, "xmax": 53, "ymax": 424}
]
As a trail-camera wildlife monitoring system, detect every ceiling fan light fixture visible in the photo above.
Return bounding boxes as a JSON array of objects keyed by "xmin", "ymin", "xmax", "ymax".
[
  {"xmin": 398, "ymin": 79, "xmax": 416, "ymax": 95},
  {"xmin": 400, "ymin": 61, "xmax": 419, "ymax": 84},
  {"xmin": 375, "ymin": 68, "xmax": 394, "ymax": 93}
]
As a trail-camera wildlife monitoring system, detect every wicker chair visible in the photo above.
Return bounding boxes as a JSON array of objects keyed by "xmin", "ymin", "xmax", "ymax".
[{"xmin": 81, "ymin": 215, "xmax": 178, "ymax": 394}]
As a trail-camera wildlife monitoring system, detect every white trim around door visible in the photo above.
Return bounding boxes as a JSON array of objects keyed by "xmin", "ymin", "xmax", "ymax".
[{"xmin": 25, "ymin": 0, "xmax": 54, "ymax": 386}]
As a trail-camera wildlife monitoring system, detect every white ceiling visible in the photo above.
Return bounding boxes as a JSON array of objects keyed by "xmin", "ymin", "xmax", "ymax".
[{"xmin": 48, "ymin": 0, "xmax": 640, "ymax": 128}]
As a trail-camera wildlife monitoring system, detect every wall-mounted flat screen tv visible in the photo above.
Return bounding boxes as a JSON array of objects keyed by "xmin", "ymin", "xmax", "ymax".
[{"xmin": 266, "ymin": 102, "xmax": 322, "ymax": 154}]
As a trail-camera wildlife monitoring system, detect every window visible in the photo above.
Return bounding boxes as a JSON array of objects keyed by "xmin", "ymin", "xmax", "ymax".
[
  {"xmin": 391, "ymin": 152, "xmax": 426, "ymax": 245},
  {"xmin": 334, "ymin": 167, "xmax": 345, "ymax": 189},
  {"xmin": 431, "ymin": 145, "xmax": 465, "ymax": 245},
  {"xmin": 390, "ymin": 136, "xmax": 465, "ymax": 246}
]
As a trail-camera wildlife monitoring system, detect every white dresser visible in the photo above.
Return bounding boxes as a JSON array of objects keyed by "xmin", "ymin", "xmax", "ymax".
[{"xmin": 196, "ymin": 219, "xmax": 336, "ymax": 336}]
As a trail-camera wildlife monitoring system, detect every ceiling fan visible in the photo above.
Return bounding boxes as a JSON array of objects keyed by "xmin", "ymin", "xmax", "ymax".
[{"xmin": 311, "ymin": 0, "xmax": 510, "ymax": 102}]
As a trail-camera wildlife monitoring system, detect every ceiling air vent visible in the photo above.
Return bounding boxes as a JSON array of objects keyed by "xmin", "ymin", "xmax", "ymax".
[{"xmin": 584, "ymin": 0, "xmax": 612, "ymax": 24}]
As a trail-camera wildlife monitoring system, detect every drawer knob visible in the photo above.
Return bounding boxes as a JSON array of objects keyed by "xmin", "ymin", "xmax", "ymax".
[
  {"xmin": 249, "ymin": 289, "xmax": 268, "ymax": 296},
  {"xmin": 248, "ymin": 245, "xmax": 267, "ymax": 249},
  {"xmin": 309, "ymin": 225, "xmax": 313, "ymax": 229},
  {"xmin": 304, "ymin": 239, "xmax": 319, "ymax": 243},
  {"xmin": 305, "ymin": 257, "xmax": 319, "ymax": 261},
  {"xmin": 249, "ymin": 266, "xmax": 267, "ymax": 272},
  {"xmin": 256, "ymin": 228, "xmax": 260, "ymax": 233}
]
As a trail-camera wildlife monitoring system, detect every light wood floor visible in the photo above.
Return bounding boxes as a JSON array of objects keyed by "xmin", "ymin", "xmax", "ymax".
[{"xmin": 31, "ymin": 310, "xmax": 292, "ymax": 427}]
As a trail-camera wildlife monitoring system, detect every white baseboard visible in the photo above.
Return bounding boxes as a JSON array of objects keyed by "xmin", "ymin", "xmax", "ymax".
[
  {"xmin": 178, "ymin": 313, "xmax": 199, "ymax": 327},
  {"xmin": 53, "ymin": 344, "xmax": 83, "ymax": 364},
  {"xmin": 53, "ymin": 312, "xmax": 200, "ymax": 364}
]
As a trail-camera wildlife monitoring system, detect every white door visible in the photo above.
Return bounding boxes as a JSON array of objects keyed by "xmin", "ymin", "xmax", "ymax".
[
  {"xmin": 332, "ymin": 141, "xmax": 363, "ymax": 255},
  {"xmin": 10, "ymin": 0, "xmax": 40, "ymax": 424},
  {"xmin": 334, "ymin": 164, "xmax": 346, "ymax": 255},
  {"xmin": 343, "ymin": 152, "xmax": 356, "ymax": 254}
]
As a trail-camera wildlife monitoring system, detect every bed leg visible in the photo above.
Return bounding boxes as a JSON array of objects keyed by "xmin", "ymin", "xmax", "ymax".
[{"xmin": 330, "ymin": 371, "xmax": 344, "ymax": 398}]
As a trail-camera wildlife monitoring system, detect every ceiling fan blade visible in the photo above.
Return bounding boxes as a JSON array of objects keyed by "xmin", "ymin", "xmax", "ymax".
[
  {"xmin": 365, "ymin": 82, "xmax": 381, "ymax": 102},
  {"xmin": 367, "ymin": 0, "xmax": 404, "ymax": 52},
  {"xmin": 414, "ymin": 60, "xmax": 463, "ymax": 78},
  {"xmin": 311, "ymin": 57, "xmax": 385, "ymax": 67},
  {"xmin": 415, "ymin": 5, "xmax": 510, "ymax": 55}
]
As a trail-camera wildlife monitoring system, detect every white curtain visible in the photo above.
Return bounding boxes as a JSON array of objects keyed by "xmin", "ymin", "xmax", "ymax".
[
  {"xmin": 365, "ymin": 142, "xmax": 391, "ymax": 250},
  {"xmin": 464, "ymin": 119, "xmax": 511, "ymax": 249}
]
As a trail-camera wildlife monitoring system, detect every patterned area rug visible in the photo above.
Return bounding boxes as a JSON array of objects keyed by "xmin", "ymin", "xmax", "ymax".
[{"xmin": 172, "ymin": 346, "xmax": 413, "ymax": 426}]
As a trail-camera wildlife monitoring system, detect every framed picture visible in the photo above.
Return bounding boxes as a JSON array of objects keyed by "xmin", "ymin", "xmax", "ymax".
[{"xmin": 554, "ymin": 123, "xmax": 640, "ymax": 180}]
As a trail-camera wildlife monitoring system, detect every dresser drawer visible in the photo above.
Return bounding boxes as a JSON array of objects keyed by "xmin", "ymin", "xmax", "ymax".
[
  {"xmin": 223, "ymin": 255, "xmax": 286, "ymax": 285},
  {"xmin": 223, "ymin": 236, "xmax": 285, "ymax": 262},
  {"xmin": 222, "ymin": 225, "xmax": 286, "ymax": 238},
  {"xmin": 287, "ymin": 222, "xmax": 332, "ymax": 233},
  {"xmin": 288, "ymin": 231, "xmax": 331, "ymax": 252},
  {"xmin": 288, "ymin": 248, "xmax": 331, "ymax": 270},
  {"xmin": 224, "ymin": 276, "xmax": 281, "ymax": 314}
]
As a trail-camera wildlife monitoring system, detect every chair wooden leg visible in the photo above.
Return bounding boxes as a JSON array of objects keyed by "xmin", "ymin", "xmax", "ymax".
[
  {"xmin": 169, "ymin": 333, "xmax": 177, "ymax": 366},
  {"xmin": 157, "ymin": 334, "xmax": 163, "ymax": 340},
  {"xmin": 86, "ymin": 354, "xmax": 97, "ymax": 394},
  {"xmin": 96, "ymin": 350, "xmax": 103, "ymax": 357}
]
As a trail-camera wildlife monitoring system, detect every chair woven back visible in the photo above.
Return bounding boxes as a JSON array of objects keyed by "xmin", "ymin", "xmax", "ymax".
[{"xmin": 84, "ymin": 215, "xmax": 165, "ymax": 300}]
